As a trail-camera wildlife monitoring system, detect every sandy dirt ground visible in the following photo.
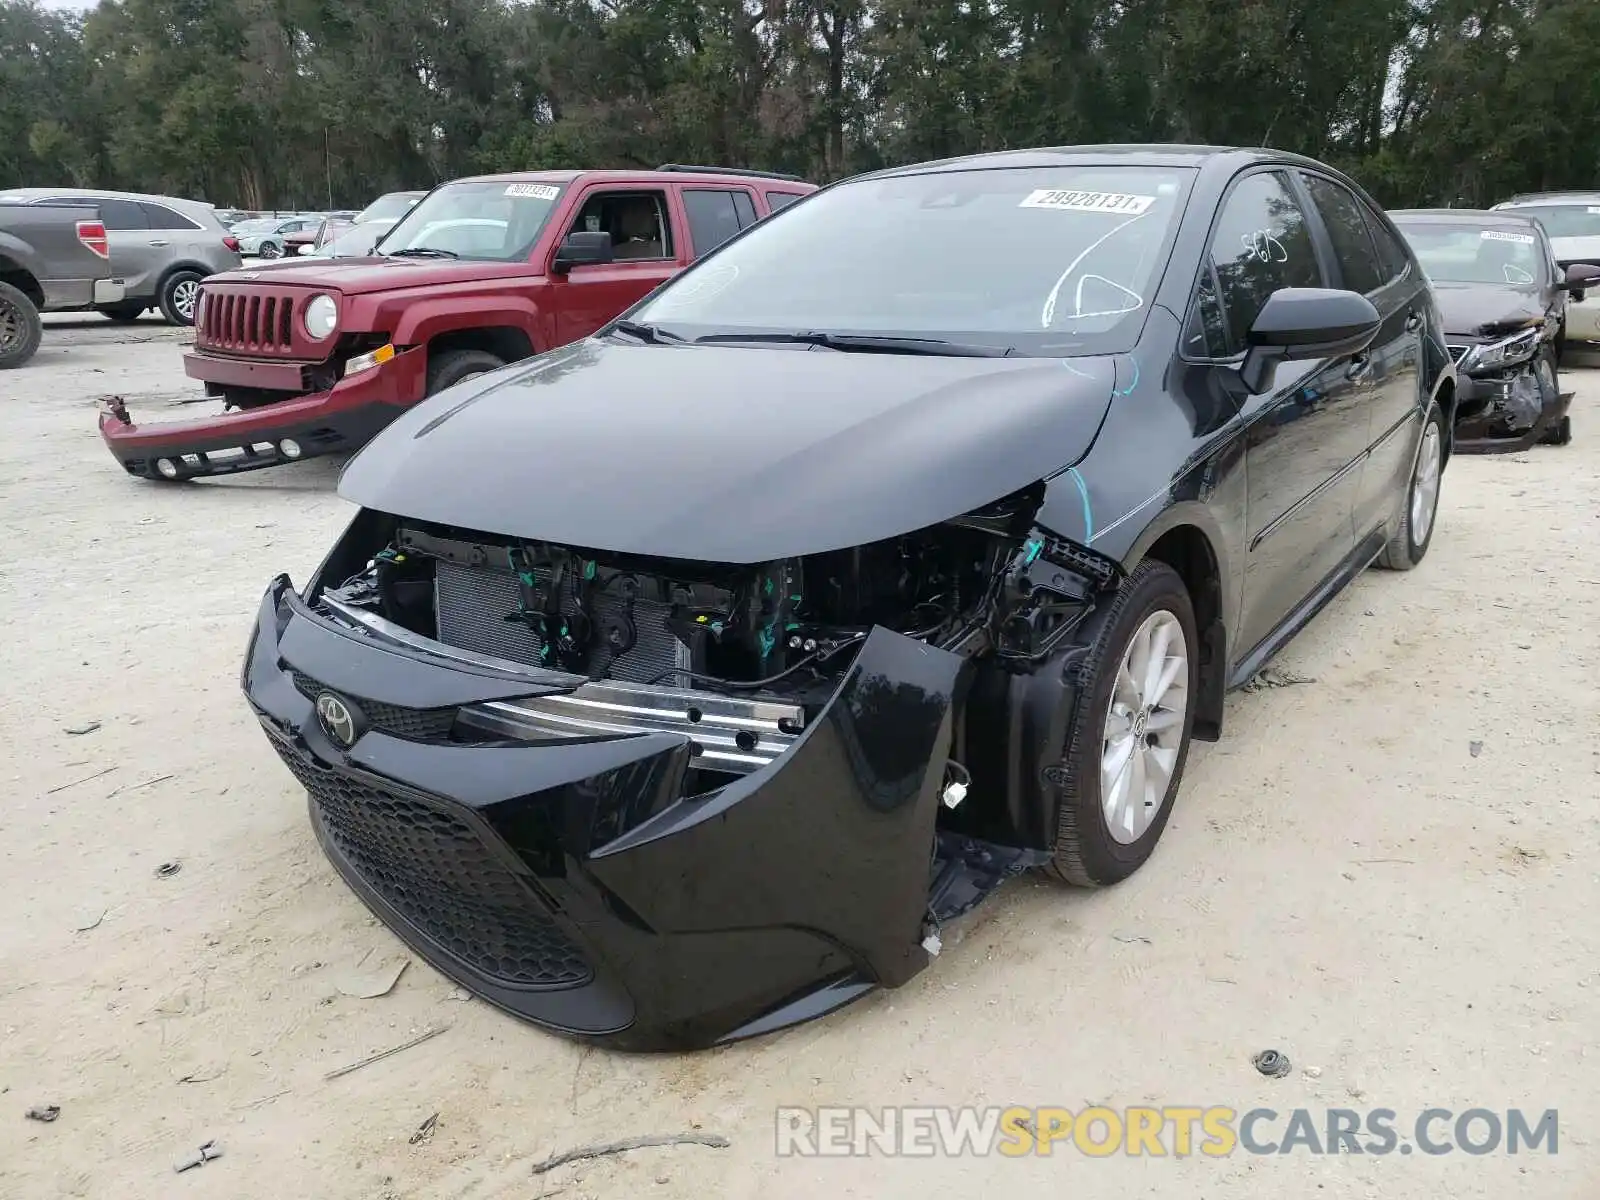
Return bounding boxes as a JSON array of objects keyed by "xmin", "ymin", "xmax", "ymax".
[{"xmin": 2, "ymin": 317, "xmax": 1598, "ymax": 1200}]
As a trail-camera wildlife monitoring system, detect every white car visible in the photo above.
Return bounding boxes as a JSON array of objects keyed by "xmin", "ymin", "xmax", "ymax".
[{"xmin": 1491, "ymin": 192, "xmax": 1600, "ymax": 344}]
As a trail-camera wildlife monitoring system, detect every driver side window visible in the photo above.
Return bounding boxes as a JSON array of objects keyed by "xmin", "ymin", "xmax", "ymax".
[
  {"xmin": 563, "ymin": 190, "xmax": 674, "ymax": 262},
  {"xmin": 1188, "ymin": 171, "xmax": 1323, "ymax": 358}
]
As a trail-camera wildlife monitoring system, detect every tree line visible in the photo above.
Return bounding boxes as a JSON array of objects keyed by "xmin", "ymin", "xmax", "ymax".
[{"xmin": 3, "ymin": 0, "xmax": 1599, "ymax": 212}]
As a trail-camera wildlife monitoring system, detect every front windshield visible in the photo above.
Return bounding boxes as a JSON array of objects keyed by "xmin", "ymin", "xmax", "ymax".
[
  {"xmin": 1505, "ymin": 203, "xmax": 1600, "ymax": 239},
  {"xmin": 357, "ymin": 192, "xmax": 420, "ymax": 224},
  {"xmin": 629, "ymin": 165, "xmax": 1194, "ymax": 356},
  {"xmin": 1396, "ymin": 222, "xmax": 1545, "ymax": 286},
  {"xmin": 377, "ymin": 180, "xmax": 563, "ymax": 261}
]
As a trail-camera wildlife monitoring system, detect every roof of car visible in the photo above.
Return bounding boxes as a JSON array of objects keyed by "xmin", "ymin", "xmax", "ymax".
[
  {"xmin": 1494, "ymin": 191, "xmax": 1600, "ymax": 207},
  {"xmin": 860, "ymin": 144, "xmax": 1329, "ymax": 179},
  {"xmin": 0, "ymin": 186, "xmax": 216, "ymax": 214},
  {"xmin": 1390, "ymin": 208, "xmax": 1540, "ymax": 225},
  {"xmin": 448, "ymin": 168, "xmax": 815, "ymax": 189}
]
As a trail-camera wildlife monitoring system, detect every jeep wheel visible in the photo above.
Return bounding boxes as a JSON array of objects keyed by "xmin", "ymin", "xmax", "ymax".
[
  {"xmin": 0, "ymin": 281, "xmax": 44, "ymax": 370},
  {"xmin": 158, "ymin": 271, "xmax": 204, "ymax": 326},
  {"xmin": 426, "ymin": 349, "xmax": 505, "ymax": 396},
  {"xmin": 1043, "ymin": 560, "xmax": 1199, "ymax": 888}
]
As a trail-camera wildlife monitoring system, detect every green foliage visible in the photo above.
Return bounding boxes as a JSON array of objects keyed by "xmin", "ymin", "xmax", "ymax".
[{"xmin": 3, "ymin": 0, "xmax": 1598, "ymax": 207}]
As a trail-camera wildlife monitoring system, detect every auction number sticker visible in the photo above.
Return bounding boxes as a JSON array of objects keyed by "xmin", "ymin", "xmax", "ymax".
[
  {"xmin": 1020, "ymin": 189, "xmax": 1154, "ymax": 216},
  {"xmin": 505, "ymin": 183, "xmax": 560, "ymax": 199},
  {"xmin": 1481, "ymin": 230, "xmax": 1534, "ymax": 244}
]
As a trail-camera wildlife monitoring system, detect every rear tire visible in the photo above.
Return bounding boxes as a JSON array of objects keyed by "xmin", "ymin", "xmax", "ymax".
[
  {"xmin": 426, "ymin": 348, "xmax": 505, "ymax": 395},
  {"xmin": 0, "ymin": 281, "xmax": 44, "ymax": 370},
  {"xmin": 1043, "ymin": 560, "xmax": 1199, "ymax": 888},
  {"xmin": 258, "ymin": 241, "xmax": 283, "ymax": 260},
  {"xmin": 1377, "ymin": 400, "xmax": 1444, "ymax": 571},
  {"xmin": 158, "ymin": 270, "xmax": 204, "ymax": 326}
]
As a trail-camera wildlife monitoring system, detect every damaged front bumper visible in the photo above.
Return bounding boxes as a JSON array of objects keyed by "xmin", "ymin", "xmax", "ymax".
[
  {"xmin": 98, "ymin": 348, "xmax": 424, "ymax": 481},
  {"xmin": 242, "ymin": 575, "xmax": 1007, "ymax": 1051}
]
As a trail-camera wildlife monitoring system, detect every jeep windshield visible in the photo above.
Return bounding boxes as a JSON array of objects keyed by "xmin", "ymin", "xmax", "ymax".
[
  {"xmin": 627, "ymin": 165, "xmax": 1194, "ymax": 357},
  {"xmin": 376, "ymin": 180, "xmax": 564, "ymax": 262},
  {"xmin": 1397, "ymin": 221, "xmax": 1546, "ymax": 286}
]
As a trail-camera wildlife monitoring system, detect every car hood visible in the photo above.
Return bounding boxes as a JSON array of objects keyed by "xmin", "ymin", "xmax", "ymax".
[
  {"xmin": 209, "ymin": 256, "xmax": 534, "ymax": 295},
  {"xmin": 1430, "ymin": 282, "xmax": 1547, "ymax": 340},
  {"xmin": 339, "ymin": 338, "xmax": 1118, "ymax": 563}
]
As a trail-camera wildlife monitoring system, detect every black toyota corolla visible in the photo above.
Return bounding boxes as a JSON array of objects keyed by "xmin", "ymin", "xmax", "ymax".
[{"xmin": 244, "ymin": 146, "xmax": 1457, "ymax": 1051}]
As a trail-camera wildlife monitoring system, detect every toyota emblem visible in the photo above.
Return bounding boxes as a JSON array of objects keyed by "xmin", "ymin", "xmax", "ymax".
[{"xmin": 315, "ymin": 692, "xmax": 358, "ymax": 748}]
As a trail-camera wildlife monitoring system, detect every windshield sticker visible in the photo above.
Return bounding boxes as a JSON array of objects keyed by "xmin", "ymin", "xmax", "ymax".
[
  {"xmin": 504, "ymin": 183, "xmax": 560, "ymax": 200},
  {"xmin": 1481, "ymin": 230, "xmax": 1535, "ymax": 244},
  {"xmin": 1020, "ymin": 189, "xmax": 1155, "ymax": 216}
]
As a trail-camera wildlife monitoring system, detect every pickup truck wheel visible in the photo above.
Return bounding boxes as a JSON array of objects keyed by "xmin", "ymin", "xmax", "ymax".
[
  {"xmin": 158, "ymin": 271, "xmax": 203, "ymax": 325},
  {"xmin": 101, "ymin": 305, "xmax": 148, "ymax": 322},
  {"xmin": 426, "ymin": 349, "xmax": 505, "ymax": 395},
  {"xmin": 0, "ymin": 281, "xmax": 43, "ymax": 370}
]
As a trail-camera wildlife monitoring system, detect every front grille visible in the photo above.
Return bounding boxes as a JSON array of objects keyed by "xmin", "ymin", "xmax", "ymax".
[
  {"xmin": 197, "ymin": 285, "xmax": 302, "ymax": 355},
  {"xmin": 289, "ymin": 671, "xmax": 457, "ymax": 740},
  {"xmin": 434, "ymin": 559, "xmax": 691, "ymax": 684},
  {"xmin": 269, "ymin": 735, "xmax": 593, "ymax": 989}
]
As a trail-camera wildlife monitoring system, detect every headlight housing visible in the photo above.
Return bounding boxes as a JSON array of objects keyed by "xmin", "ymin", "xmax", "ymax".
[
  {"xmin": 1460, "ymin": 327, "xmax": 1540, "ymax": 372},
  {"xmin": 304, "ymin": 294, "xmax": 339, "ymax": 340}
]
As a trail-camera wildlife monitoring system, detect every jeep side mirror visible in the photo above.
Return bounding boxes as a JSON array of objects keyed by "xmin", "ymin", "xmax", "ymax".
[
  {"xmin": 552, "ymin": 231, "xmax": 614, "ymax": 274},
  {"xmin": 1238, "ymin": 288, "xmax": 1382, "ymax": 394}
]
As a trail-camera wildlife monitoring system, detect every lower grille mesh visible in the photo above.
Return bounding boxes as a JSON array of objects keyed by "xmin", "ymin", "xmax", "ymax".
[
  {"xmin": 268, "ymin": 735, "xmax": 592, "ymax": 989},
  {"xmin": 433, "ymin": 558, "xmax": 690, "ymax": 684}
]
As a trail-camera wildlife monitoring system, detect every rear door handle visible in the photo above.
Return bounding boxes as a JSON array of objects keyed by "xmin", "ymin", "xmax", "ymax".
[{"xmin": 149, "ymin": 240, "xmax": 171, "ymax": 248}]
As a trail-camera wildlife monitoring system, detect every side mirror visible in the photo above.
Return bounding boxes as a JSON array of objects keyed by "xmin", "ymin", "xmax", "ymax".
[
  {"xmin": 552, "ymin": 231, "xmax": 614, "ymax": 274},
  {"xmin": 1238, "ymin": 287, "xmax": 1382, "ymax": 394},
  {"xmin": 1562, "ymin": 262, "xmax": 1600, "ymax": 301}
]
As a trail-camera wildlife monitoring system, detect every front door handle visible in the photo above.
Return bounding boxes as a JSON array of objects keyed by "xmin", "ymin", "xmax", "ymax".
[
  {"xmin": 149, "ymin": 239, "xmax": 171, "ymax": 248},
  {"xmin": 1404, "ymin": 309, "xmax": 1423, "ymax": 332}
]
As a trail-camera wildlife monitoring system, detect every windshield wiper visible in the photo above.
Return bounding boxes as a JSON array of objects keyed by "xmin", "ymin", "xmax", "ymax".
[
  {"xmin": 691, "ymin": 331, "xmax": 1012, "ymax": 357},
  {"xmin": 608, "ymin": 320, "xmax": 687, "ymax": 345},
  {"xmin": 385, "ymin": 247, "xmax": 459, "ymax": 259}
]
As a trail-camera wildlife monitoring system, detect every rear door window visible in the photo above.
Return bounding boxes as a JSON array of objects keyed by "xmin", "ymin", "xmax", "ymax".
[
  {"xmin": 141, "ymin": 202, "xmax": 202, "ymax": 230},
  {"xmin": 683, "ymin": 189, "xmax": 747, "ymax": 256},
  {"xmin": 1302, "ymin": 174, "xmax": 1385, "ymax": 295}
]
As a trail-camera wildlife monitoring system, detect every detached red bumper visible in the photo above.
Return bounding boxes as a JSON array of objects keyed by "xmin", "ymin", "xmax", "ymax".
[{"xmin": 99, "ymin": 346, "xmax": 426, "ymax": 480}]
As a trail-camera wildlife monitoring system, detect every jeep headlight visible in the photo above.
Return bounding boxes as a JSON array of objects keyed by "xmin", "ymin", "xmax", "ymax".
[{"xmin": 305, "ymin": 294, "xmax": 339, "ymax": 340}]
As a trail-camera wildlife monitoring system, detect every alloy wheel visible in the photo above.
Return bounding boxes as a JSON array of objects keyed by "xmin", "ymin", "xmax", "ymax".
[
  {"xmin": 172, "ymin": 279, "xmax": 200, "ymax": 322},
  {"xmin": 1410, "ymin": 422, "xmax": 1442, "ymax": 545},
  {"xmin": 0, "ymin": 302, "xmax": 21, "ymax": 355},
  {"xmin": 1101, "ymin": 609, "xmax": 1190, "ymax": 845}
]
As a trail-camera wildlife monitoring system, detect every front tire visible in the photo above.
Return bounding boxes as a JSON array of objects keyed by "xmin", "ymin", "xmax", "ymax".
[
  {"xmin": 100, "ymin": 305, "xmax": 148, "ymax": 323},
  {"xmin": 0, "ymin": 281, "xmax": 44, "ymax": 370},
  {"xmin": 425, "ymin": 348, "xmax": 505, "ymax": 395},
  {"xmin": 1377, "ymin": 400, "xmax": 1444, "ymax": 571},
  {"xmin": 158, "ymin": 270, "xmax": 204, "ymax": 325},
  {"xmin": 258, "ymin": 240, "xmax": 283, "ymax": 260},
  {"xmin": 1044, "ymin": 560, "xmax": 1199, "ymax": 888}
]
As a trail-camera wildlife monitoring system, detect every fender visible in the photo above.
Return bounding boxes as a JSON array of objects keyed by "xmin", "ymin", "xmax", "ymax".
[{"xmin": 389, "ymin": 291, "xmax": 546, "ymax": 351}]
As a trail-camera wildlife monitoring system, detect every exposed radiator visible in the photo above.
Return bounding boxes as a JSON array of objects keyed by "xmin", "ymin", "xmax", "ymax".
[{"xmin": 433, "ymin": 559, "xmax": 691, "ymax": 684}]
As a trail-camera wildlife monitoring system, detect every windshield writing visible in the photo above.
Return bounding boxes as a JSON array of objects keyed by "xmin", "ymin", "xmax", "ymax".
[
  {"xmin": 631, "ymin": 165, "xmax": 1195, "ymax": 357},
  {"xmin": 1397, "ymin": 224, "xmax": 1544, "ymax": 285},
  {"xmin": 378, "ymin": 181, "xmax": 563, "ymax": 262}
]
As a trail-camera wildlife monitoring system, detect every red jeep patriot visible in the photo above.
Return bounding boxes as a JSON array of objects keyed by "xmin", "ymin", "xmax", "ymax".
[{"xmin": 99, "ymin": 165, "xmax": 814, "ymax": 480}]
